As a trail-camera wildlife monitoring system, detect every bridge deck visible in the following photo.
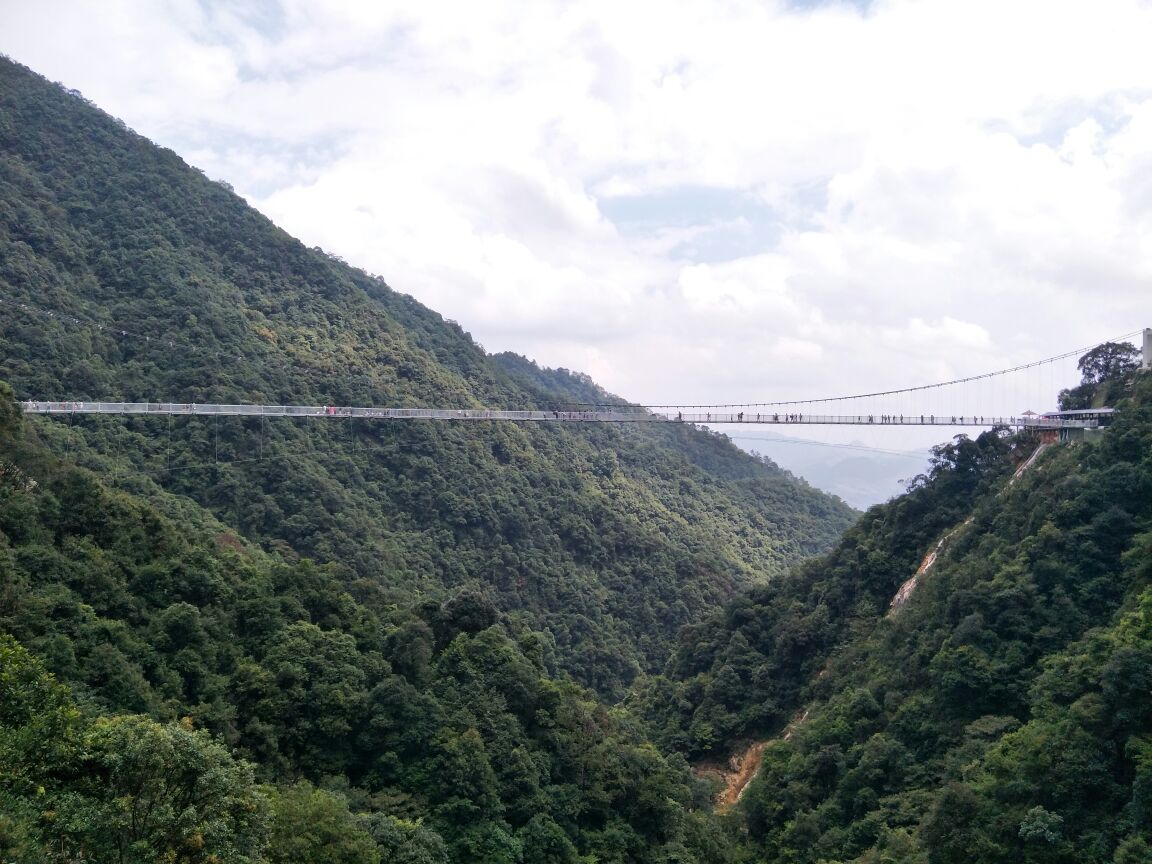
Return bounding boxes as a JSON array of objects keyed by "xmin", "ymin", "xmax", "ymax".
[{"xmin": 19, "ymin": 401, "xmax": 1096, "ymax": 429}]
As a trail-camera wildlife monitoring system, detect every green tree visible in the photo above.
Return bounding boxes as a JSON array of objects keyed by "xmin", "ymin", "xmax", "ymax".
[
  {"xmin": 425, "ymin": 727, "xmax": 504, "ymax": 826},
  {"xmin": 258, "ymin": 622, "xmax": 369, "ymax": 773},
  {"xmin": 1017, "ymin": 805, "xmax": 1063, "ymax": 844},
  {"xmin": 1077, "ymin": 342, "xmax": 1141, "ymax": 385},
  {"xmin": 0, "ymin": 635, "xmax": 82, "ymax": 863},
  {"xmin": 519, "ymin": 813, "xmax": 580, "ymax": 864},
  {"xmin": 1114, "ymin": 836, "xmax": 1152, "ymax": 864},
  {"xmin": 0, "ymin": 380, "xmax": 21, "ymax": 440},
  {"xmin": 265, "ymin": 781, "xmax": 380, "ymax": 864},
  {"xmin": 919, "ymin": 783, "xmax": 1000, "ymax": 864},
  {"xmin": 0, "ymin": 634, "xmax": 80, "ymax": 777},
  {"xmin": 2, "ymin": 639, "xmax": 267, "ymax": 864},
  {"xmin": 56, "ymin": 715, "xmax": 268, "ymax": 864},
  {"xmin": 362, "ymin": 813, "xmax": 450, "ymax": 864},
  {"xmin": 1062, "ymin": 342, "xmax": 1142, "ymax": 409}
]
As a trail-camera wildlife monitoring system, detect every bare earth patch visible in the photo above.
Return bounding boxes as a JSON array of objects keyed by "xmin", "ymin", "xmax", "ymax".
[{"xmin": 695, "ymin": 708, "xmax": 811, "ymax": 811}]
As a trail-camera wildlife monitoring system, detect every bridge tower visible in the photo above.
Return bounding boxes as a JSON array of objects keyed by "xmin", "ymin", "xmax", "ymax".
[{"xmin": 1144, "ymin": 328, "xmax": 1152, "ymax": 370}]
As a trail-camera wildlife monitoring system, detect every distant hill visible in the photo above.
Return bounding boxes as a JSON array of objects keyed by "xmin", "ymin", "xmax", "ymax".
[
  {"xmin": 727, "ymin": 430, "xmax": 930, "ymax": 509},
  {"xmin": 0, "ymin": 56, "xmax": 856, "ymax": 696},
  {"xmin": 637, "ymin": 370, "xmax": 1152, "ymax": 862}
]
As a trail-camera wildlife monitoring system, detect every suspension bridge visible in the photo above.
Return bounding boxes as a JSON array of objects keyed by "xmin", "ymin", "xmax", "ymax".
[
  {"xmin": 14, "ymin": 400, "xmax": 1111, "ymax": 429},
  {"xmin": 13, "ymin": 320, "xmax": 1151, "ymax": 433}
]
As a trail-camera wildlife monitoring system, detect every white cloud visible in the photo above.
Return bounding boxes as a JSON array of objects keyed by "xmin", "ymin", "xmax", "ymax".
[{"xmin": 881, "ymin": 318, "xmax": 991, "ymax": 350}]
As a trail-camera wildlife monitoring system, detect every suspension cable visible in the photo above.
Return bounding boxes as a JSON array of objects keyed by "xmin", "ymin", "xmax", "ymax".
[
  {"xmin": 3, "ymin": 292, "xmax": 1142, "ymax": 413},
  {"xmin": 633, "ymin": 329, "xmax": 1145, "ymax": 409}
]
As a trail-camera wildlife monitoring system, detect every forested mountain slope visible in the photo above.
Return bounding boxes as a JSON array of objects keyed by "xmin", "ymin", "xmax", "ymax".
[
  {"xmin": 639, "ymin": 371, "xmax": 1152, "ymax": 862},
  {"xmin": 0, "ymin": 390, "xmax": 746, "ymax": 863},
  {"xmin": 0, "ymin": 56, "xmax": 854, "ymax": 694},
  {"xmin": 11, "ymin": 50, "xmax": 1151, "ymax": 864}
]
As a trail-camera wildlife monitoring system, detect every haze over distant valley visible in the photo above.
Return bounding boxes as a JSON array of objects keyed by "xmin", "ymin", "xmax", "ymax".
[{"xmin": 726, "ymin": 429, "xmax": 932, "ymax": 509}]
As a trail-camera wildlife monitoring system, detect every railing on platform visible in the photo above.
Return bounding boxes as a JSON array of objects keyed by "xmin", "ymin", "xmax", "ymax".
[{"xmin": 17, "ymin": 401, "xmax": 1100, "ymax": 429}]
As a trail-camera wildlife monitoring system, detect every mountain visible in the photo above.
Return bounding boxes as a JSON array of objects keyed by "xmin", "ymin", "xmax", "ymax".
[
  {"xmin": 0, "ymin": 54, "xmax": 865, "ymax": 863},
  {"xmin": 727, "ymin": 430, "xmax": 930, "ymax": 508},
  {"xmin": 21, "ymin": 48, "xmax": 1148, "ymax": 864},
  {"xmin": 0, "ymin": 56, "xmax": 856, "ymax": 698},
  {"xmin": 637, "ymin": 371, "xmax": 1152, "ymax": 862},
  {"xmin": 0, "ymin": 387, "xmax": 748, "ymax": 863}
]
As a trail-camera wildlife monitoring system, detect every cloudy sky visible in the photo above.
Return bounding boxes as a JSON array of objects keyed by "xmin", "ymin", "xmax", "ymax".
[{"xmin": 4, "ymin": 0, "xmax": 1151, "ymax": 451}]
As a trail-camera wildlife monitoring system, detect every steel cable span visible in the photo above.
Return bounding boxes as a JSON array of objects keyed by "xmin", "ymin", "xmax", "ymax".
[
  {"xmin": 582, "ymin": 329, "xmax": 1148, "ymax": 409},
  {"xmin": 19, "ymin": 401, "xmax": 1101, "ymax": 428}
]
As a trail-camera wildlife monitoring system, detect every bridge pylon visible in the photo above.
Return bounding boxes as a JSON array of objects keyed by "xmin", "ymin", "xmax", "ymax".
[{"xmin": 1143, "ymin": 327, "xmax": 1152, "ymax": 370}]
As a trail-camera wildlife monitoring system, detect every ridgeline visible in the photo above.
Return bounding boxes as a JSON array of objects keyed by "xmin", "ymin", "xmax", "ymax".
[
  {"xmin": 0, "ymin": 56, "xmax": 855, "ymax": 698},
  {"xmin": 0, "ymin": 55, "xmax": 849, "ymax": 863},
  {"xmin": 636, "ymin": 366, "xmax": 1152, "ymax": 863}
]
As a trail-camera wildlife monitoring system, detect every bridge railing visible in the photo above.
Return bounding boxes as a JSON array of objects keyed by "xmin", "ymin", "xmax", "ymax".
[{"xmin": 16, "ymin": 401, "xmax": 1100, "ymax": 428}]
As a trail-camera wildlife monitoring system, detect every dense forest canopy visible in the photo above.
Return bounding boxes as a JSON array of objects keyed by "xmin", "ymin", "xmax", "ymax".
[
  {"xmin": 636, "ymin": 362, "xmax": 1152, "ymax": 863},
  {"xmin": 0, "ymin": 56, "xmax": 856, "ymax": 699},
  {"xmin": 5, "ymin": 52, "xmax": 1152, "ymax": 864},
  {"xmin": 0, "ymin": 55, "xmax": 850, "ymax": 863},
  {"xmin": 0, "ymin": 385, "xmax": 749, "ymax": 862}
]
